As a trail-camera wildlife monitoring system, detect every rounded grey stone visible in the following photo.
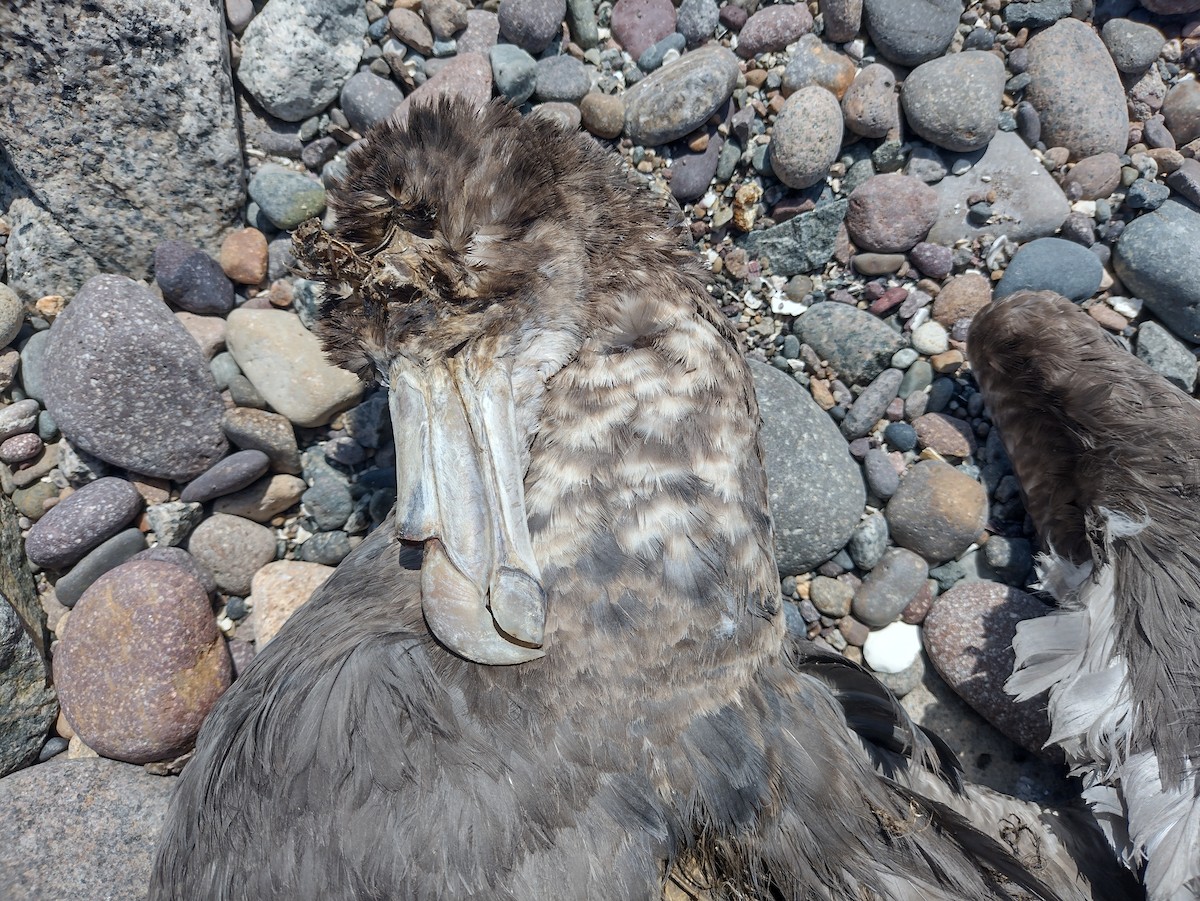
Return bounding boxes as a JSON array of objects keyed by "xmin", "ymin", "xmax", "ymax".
[
  {"xmin": 841, "ymin": 368, "xmax": 903, "ymax": 440},
  {"xmin": 676, "ymin": 0, "xmax": 719, "ymax": 45},
  {"xmin": 994, "ymin": 237, "xmax": 1103, "ymax": 302},
  {"xmin": 1100, "ymin": 18, "xmax": 1164, "ymax": 74},
  {"xmin": 237, "ymin": 0, "xmax": 367, "ymax": 122},
  {"xmin": 623, "ymin": 46, "xmax": 739, "ymax": 147},
  {"xmin": 751, "ymin": 362, "xmax": 866, "ymax": 575},
  {"xmin": 339, "ymin": 70, "xmax": 405, "ymax": 134},
  {"xmin": 862, "ymin": 0, "xmax": 959, "ymax": 67},
  {"xmin": 794, "ymin": 302, "xmax": 907, "ymax": 386},
  {"xmin": 222, "ymin": 407, "xmax": 303, "ymax": 475},
  {"xmin": 41, "ymin": 275, "xmax": 228, "ymax": 481},
  {"xmin": 770, "ymin": 85, "xmax": 842, "ymax": 189},
  {"xmin": 901, "ymin": 52, "xmax": 1006, "ymax": 153},
  {"xmin": 180, "ymin": 450, "xmax": 272, "ymax": 504},
  {"xmin": 853, "ymin": 547, "xmax": 929, "ymax": 627},
  {"xmin": 1025, "ymin": 18, "xmax": 1128, "ymax": 160},
  {"xmin": 247, "ymin": 164, "xmax": 327, "ymax": 231},
  {"xmin": 299, "ymin": 530, "xmax": 353, "ymax": 565},
  {"xmin": 497, "ymin": 0, "xmax": 566, "ymax": 54},
  {"xmin": 1114, "ymin": 200, "xmax": 1200, "ymax": 343},
  {"xmin": 863, "ymin": 447, "xmax": 900, "ymax": 500},
  {"xmin": 0, "ymin": 399, "xmax": 40, "ymax": 442},
  {"xmin": 24, "ymin": 476, "xmax": 143, "ymax": 571},
  {"xmin": 186, "ymin": 513, "xmax": 278, "ymax": 596},
  {"xmin": 0, "ymin": 283, "xmax": 23, "ymax": 348},
  {"xmin": 534, "ymin": 54, "xmax": 591, "ymax": 103},
  {"xmin": 303, "ymin": 477, "xmax": 355, "ymax": 531},
  {"xmin": 490, "ymin": 43, "xmax": 538, "ymax": 103},
  {"xmin": 54, "ymin": 528, "xmax": 148, "ymax": 608},
  {"xmin": 18, "ymin": 329, "xmax": 51, "ymax": 403}
]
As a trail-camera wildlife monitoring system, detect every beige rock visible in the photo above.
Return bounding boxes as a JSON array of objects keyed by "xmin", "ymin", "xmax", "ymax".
[
  {"xmin": 212, "ymin": 473, "xmax": 306, "ymax": 522},
  {"xmin": 251, "ymin": 560, "xmax": 336, "ymax": 646}
]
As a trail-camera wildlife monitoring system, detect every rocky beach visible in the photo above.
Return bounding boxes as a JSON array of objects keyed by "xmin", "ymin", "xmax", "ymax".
[{"xmin": 1, "ymin": 0, "xmax": 1199, "ymax": 896}]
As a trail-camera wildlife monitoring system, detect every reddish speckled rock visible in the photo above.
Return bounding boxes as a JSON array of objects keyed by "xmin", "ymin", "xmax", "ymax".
[
  {"xmin": 923, "ymin": 580, "xmax": 1054, "ymax": 754},
  {"xmin": 610, "ymin": 0, "xmax": 676, "ymax": 59},
  {"xmin": 736, "ymin": 4, "xmax": 813, "ymax": 59},
  {"xmin": 54, "ymin": 560, "xmax": 232, "ymax": 764}
]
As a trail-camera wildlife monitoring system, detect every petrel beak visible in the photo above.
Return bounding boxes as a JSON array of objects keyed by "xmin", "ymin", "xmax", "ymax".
[{"xmin": 388, "ymin": 352, "xmax": 547, "ymax": 665}]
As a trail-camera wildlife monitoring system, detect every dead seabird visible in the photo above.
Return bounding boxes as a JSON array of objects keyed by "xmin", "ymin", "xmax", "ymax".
[{"xmin": 152, "ymin": 101, "xmax": 1122, "ymax": 901}]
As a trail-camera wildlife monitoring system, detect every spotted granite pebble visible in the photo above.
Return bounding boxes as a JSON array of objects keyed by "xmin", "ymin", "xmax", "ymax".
[
  {"xmin": 853, "ymin": 547, "xmax": 928, "ymax": 627},
  {"xmin": 1101, "ymin": 18, "xmax": 1165, "ymax": 75},
  {"xmin": 913, "ymin": 412, "xmax": 976, "ymax": 459},
  {"xmin": 41, "ymin": 276, "xmax": 228, "ymax": 480},
  {"xmin": 845, "ymin": 174, "xmax": 937, "ymax": 253},
  {"xmin": 862, "ymin": 0, "xmax": 959, "ymax": 67},
  {"xmin": 248, "ymin": 164, "xmax": 327, "ymax": 231},
  {"xmin": 1114, "ymin": 200, "xmax": 1200, "ymax": 343},
  {"xmin": 901, "ymin": 51, "xmax": 1005, "ymax": 153},
  {"xmin": 0, "ymin": 758, "xmax": 174, "ymax": 901},
  {"xmin": 145, "ymin": 501, "xmax": 205, "ymax": 548},
  {"xmin": 153, "ymin": 240, "xmax": 234, "ymax": 316},
  {"xmin": 186, "ymin": 513, "xmax": 278, "ymax": 596},
  {"xmin": 131, "ymin": 546, "xmax": 217, "ymax": 597},
  {"xmin": 180, "ymin": 449, "xmax": 271, "ymax": 504},
  {"xmin": 0, "ymin": 283, "xmax": 24, "ymax": 348},
  {"xmin": 841, "ymin": 368, "xmax": 903, "ymax": 440},
  {"xmin": 55, "ymin": 560, "xmax": 232, "ymax": 763},
  {"xmin": 923, "ymin": 581, "xmax": 1053, "ymax": 754},
  {"xmin": 771, "ymin": 85, "xmax": 843, "ymax": 189},
  {"xmin": 24, "ymin": 477, "xmax": 142, "ymax": 571},
  {"xmin": 676, "ymin": 0, "xmax": 719, "ymax": 45},
  {"xmin": 498, "ymin": 0, "xmax": 566, "ymax": 54},
  {"xmin": 250, "ymin": 560, "xmax": 337, "ymax": 646},
  {"xmin": 847, "ymin": 511, "xmax": 889, "ymax": 571},
  {"xmin": 810, "ymin": 574, "xmax": 853, "ymax": 617},
  {"xmin": 1136, "ymin": 320, "xmax": 1198, "ymax": 393},
  {"xmin": 340, "ymin": 70, "xmax": 406, "ymax": 133},
  {"xmin": 794, "ymin": 302, "xmax": 907, "ymax": 385},
  {"xmin": 226, "ymin": 308, "xmax": 362, "ymax": 428},
  {"xmin": 840, "ymin": 63, "xmax": 897, "ymax": 140},
  {"xmin": 820, "ymin": 0, "xmax": 861, "ymax": 43},
  {"xmin": 751, "ymin": 362, "xmax": 865, "ymax": 575},
  {"xmin": 1025, "ymin": 18, "xmax": 1128, "ymax": 160},
  {"xmin": 237, "ymin": 0, "xmax": 366, "ymax": 121},
  {"xmin": 736, "ymin": 3, "xmax": 812, "ymax": 59},
  {"xmin": 223, "ymin": 407, "xmax": 303, "ymax": 475},
  {"xmin": 886, "ymin": 460, "xmax": 987, "ymax": 564},
  {"xmin": 934, "ymin": 273, "xmax": 992, "ymax": 327},
  {"xmin": 623, "ymin": 46, "xmax": 739, "ymax": 147}
]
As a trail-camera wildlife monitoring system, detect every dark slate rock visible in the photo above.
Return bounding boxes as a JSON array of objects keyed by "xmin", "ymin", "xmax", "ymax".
[
  {"xmin": 0, "ymin": 492, "xmax": 47, "ymax": 661},
  {"xmin": 1136, "ymin": 320, "xmax": 1198, "ymax": 392},
  {"xmin": 994, "ymin": 237, "xmax": 1104, "ymax": 302},
  {"xmin": 153, "ymin": 241, "xmax": 235, "ymax": 316},
  {"xmin": 793, "ymin": 302, "xmax": 907, "ymax": 386},
  {"xmin": 0, "ymin": 0, "xmax": 244, "ymax": 283},
  {"xmin": 863, "ymin": 447, "xmax": 900, "ymax": 499},
  {"xmin": 41, "ymin": 275, "xmax": 229, "ymax": 481},
  {"xmin": 923, "ymin": 581, "xmax": 1054, "ymax": 754},
  {"xmin": 883, "ymin": 421, "xmax": 918, "ymax": 452},
  {"xmin": 1114, "ymin": 200, "xmax": 1200, "ymax": 342},
  {"xmin": 638, "ymin": 33, "xmax": 686, "ymax": 72},
  {"xmin": 740, "ymin": 199, "xmax": 849, "ymax": 278},
  {"xmin": 490, "ymin": 43, "xmax": 538, "ymax": 104},
  {"xmin": 751, "ymin": 362, "xmax": 865, "ymax": 575},
  {"xmin": 853, "ymin": 547, "xmax": 929, "ymax": 627},
  {"xmin": 623, "ymin": 46, "xmax": 739, "ymax": 146},
  {"xmin": 24, "ymin": 477, "xmax": 142, "ymax": 571},
  {"xmin": 1003, "ymin": 0, "xmax": 1071, "ymax": 28},
  {"xmin": 497, "ymin": 0, "xmax": 566, "ymax": 54},
  {"xmin": 0, "ymin": 759, "xmax": 173, "ymax": 901},
  {"xmin": 1101, "ymin": 18, "xmax": 1165, "ymax": 74},
  {"xmin": 670, "ymin": 133, "xmax": 724, "ymax": 203},
  {"xmin": 565, "ymin": 0, "xmax": 599, "ymax": 48},
  {"xmin": 299, "ymin": 530, "xmax": 354, "ymax": 565},
  {"xmin": 983, "ymin": 536, "xmax": 1034, "ymax": 585},
  {"xmin": 56, "ymin": 560, "xmax": 232, "ymax": 763},
  {"xmin": 862, "ymin": 0, "xmax": 959, "ymax": 67},
  {"xmin": 339, "ymin": 70, "xmax": 406, "ymax": 133},
  {"xmin": 841, "ymin": 368, "xmax": 903, "ymax": 440},
  {"xmin": 303, "ymin": 477, "xmax": 356, "ymax": 531},
  {"xmin": 0, "ymin": 597, "xmax": 57, "ymax": 778},
  {"xmin": 180, "ymin": 450, "xmax": 272, "ymax": 504},
  {"xmin": 1125, "ymin": 178, "xmax": 1170, "ymax": 211},
  {"xmin": 53, "ymin": 528, "xmax": 148, "ymax": 609}
]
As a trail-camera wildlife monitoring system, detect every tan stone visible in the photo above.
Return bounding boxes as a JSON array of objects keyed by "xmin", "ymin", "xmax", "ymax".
[
  {"xmin": 219, "ymin": 228, "xmax": 269, "ymax": 285},
  {"xmin": 933, "ymin": 273, "xmax": 992, "ymax": 327},
  {"xmin": 251, "ymin": 560, "xmax": 336, "ymax": 646},
  {"xmin": 212, "ymin": 473, "xmax": 306, "ymax": 522}
]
